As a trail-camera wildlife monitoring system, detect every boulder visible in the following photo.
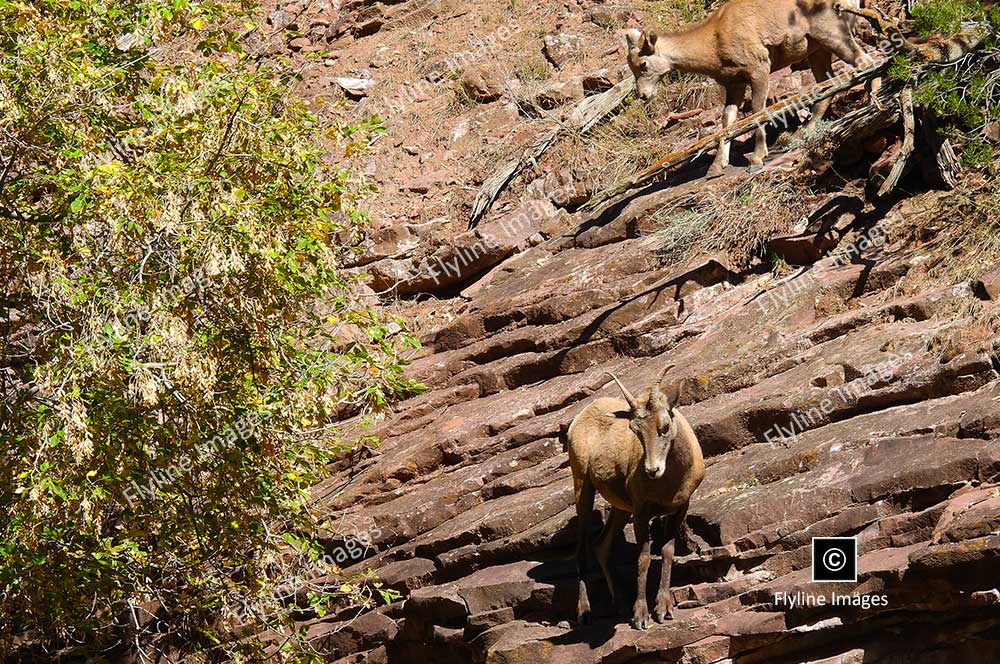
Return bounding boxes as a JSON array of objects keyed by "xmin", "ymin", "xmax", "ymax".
[
  {"xmin": 975, "ymin": 263, "xmax": 1000, "ymax": 299},
  {"xmin": 335, "ymin": 76, "xmax": 376, "ymax": 98},
  {"xmin": 305, "ymin": 611, "xmax": 398, "ymax": 659},
  {"xmin": 457, "ymin": 65, "xmax": 505, "ymax": 103},
  {"xmin": 542, "ymin": 33, "xmax": 582, "ymax": 69}
]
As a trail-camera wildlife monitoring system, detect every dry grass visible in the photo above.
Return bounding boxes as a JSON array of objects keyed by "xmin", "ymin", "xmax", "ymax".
[
  {"xmin": 920, "ymin": 179, "xmax": 1000, "ymax": 283},
  {"xmin": 653, "ymin": 172, "xmax": 811, "ymax": 269},
  {"xmin": 517, "ymin": 56, "xmax": 550, "ymax": 83},
  {"xmin": 544, "ymin": 82, "xmax": 710, "ymax": 195},
  {"xmin": 642, "ymin": 0, "xmax": 715, "ymax": 30},
  {"xmin": 893, "ymin": 176, "xmax": 1000, "ymax": 295}
]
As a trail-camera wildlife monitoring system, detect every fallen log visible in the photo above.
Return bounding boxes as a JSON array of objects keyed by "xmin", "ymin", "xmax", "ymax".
[{"xmin": 468, "ymin": 76, "xmax": 635, "ymax": 228}]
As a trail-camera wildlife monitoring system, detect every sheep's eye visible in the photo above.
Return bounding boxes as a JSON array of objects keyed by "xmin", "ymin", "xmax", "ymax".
[{"xmin": 639, "ymin": 61, "xmax": 649, "ymax": 72}]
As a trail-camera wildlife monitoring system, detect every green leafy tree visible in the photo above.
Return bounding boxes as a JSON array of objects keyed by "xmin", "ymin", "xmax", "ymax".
[{"xmin": 0, "ymin": 1, "xmax": 419, "ymax": 659}]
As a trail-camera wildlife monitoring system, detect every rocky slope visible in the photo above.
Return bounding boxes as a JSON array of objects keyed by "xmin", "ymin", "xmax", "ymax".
[
  {"xmin": 258, "ymin": 1, "xmax": 1000, "ymax": 662},
  {"xmin": 293, "ymin": 182, "xmax": 1000, "ymax": 663}
]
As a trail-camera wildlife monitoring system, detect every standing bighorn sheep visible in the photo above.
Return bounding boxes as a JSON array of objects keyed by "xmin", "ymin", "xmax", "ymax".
[
  {"xmin": 626, "ymin": 0, "xmax": 872, "ymax": 176},
  {"xmin": 567, "ymin": 366, "xmax": 704, "ymax": 629}
]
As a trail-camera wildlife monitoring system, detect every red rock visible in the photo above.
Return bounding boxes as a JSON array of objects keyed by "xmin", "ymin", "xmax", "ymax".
[
  {"xmin": 305, "ymin": 611, "xmax": 397, "ymax": 659},
  {"xmin": 932, "ymin": 488, "xmax": 1000, "ymax": 543},
  {"xmin": 975, "ymin": 263, "xmax": 1000, "ymax": 299},
  {"xmin": 251, "ymin": 171, "xmax": 1000, "ymax": 662},
  {"xmin": 376, "ymin": 557, "xmax": 437, "ymax": 593},
  {"xmin": 542, "ymin": 33, "xmax": 581, "ymax": 69},
  {"xmin": 457, "ymin": 65, "xmax": 504, "ymax": 103},
  {"xmin": 907, "ymin": 534, "xmax": 1000, "ymax": 589}
]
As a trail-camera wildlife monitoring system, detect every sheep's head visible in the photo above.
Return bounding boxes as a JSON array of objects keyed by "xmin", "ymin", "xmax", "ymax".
[
  {"xmin": 606, "ymin": 366, "xmax": 681, "ymax": 480},
  {"xmin": 625, "ymin": 29, "xmax": 670, "ymax": 100}
]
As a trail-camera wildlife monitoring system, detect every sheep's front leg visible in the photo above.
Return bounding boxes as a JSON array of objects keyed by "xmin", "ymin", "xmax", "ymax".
[
  {"xmin": 707, "ymin": 83, "xmax": 745, "ymax": 178},
  {"xmin": 575, "ymin": 478, "xmax": 596, "ymax": 624},
  {"xmin": 654, "ymin": 504, "xmax": 688, "ymax": 623},
  {"xmin": 632, "ymin": 505, "xmax": 653, "ymax": 630},
  {"xmin": 748, "ymin": 70, "xmax": 770, "ymax": 168},
  {"xmin": 804, "ymin": 49, "xmax": 834, "ymax": 132}
]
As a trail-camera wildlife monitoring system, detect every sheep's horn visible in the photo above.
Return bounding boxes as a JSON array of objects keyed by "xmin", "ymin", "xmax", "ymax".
[
  {"xmin": 605, "ymin": 372, "xmax": 639, "ymax": 413},
  {"xmin": 650, "ymin": 364, "xmax": 679, "ymax": 411},
  {"xmin": 654, "ymin": 364, "xmax": 675, "ymax": 392}
]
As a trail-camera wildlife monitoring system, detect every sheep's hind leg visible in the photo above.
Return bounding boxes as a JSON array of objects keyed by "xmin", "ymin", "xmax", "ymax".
[
  {"xmin": 575, "ymin": 478, "xmax": 596, "ymax": 624},
  {"xmin": 594, "ymin": 507, "xmax": 629, "ymax": 615}
]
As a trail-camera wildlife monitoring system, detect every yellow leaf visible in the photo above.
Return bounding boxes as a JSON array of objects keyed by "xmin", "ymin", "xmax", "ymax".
[
  {"xmin": 191, "ymin": 18, "xmax": 205, "ymax": 30},
  {"xmin": 86, "ymin": 470, "xmax": 98, "ymax": 478}
]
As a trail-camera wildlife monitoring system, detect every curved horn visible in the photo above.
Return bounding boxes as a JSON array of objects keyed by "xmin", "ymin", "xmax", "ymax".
[
  {"xmin": 604, "ymin": 372, "xmax": 639, "ymax": 413},
  {"xmin": 654, "ymin": 364, "xmax": 675, "ymax": 392},
  {"xmin": 652, "ymin": 364, "xmax": 681, "ymax": 411}
]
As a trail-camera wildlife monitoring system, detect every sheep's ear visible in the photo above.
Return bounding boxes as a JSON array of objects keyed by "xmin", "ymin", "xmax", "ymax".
[
  {"xmin": 625, "ymin": 28, "xmax": 642, "ymax": 49},
  {"xmin": 649, "ymin": 379, "xmax": 681, "ymax": 413},
  {"xmin": 658, "ymin": 381, "xmax": 681, "ymax": 411},
  {"xmin": 653, "ymin": 382, "xmax": 680, "ymax": 430},
  {"xmin": 642, "ymin": 30, "xmax": 658, "ymax": 53}
]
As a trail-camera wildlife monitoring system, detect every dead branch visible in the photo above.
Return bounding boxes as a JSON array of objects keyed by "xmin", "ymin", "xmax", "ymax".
[
  {"xmin": 878, "ymin": 86, "xmax": 915, "ymax": 197},
  {"xmin": 918, "ymin": 107, "xmax": 959, "ymax": 189},
  {"xmin": 835, "ymin": 3, "xmax": 905, "ymax": 41},
  {"xmin": 468, "ymin": 77, "xmax": 635, "ymax": 228}
]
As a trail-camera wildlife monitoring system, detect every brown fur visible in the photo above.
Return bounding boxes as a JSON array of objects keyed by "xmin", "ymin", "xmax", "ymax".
[
  {"xmin": 626, "ymin": 0, "xmax": 871, "ymax": 176},
  {"xmin": 567, "ymin": 370, "xmax": 705, "ymax": 629}
]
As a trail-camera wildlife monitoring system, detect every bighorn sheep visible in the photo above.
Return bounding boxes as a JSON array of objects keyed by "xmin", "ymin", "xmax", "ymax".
[
  {"xmin": 567, "ymin": 366, "xmax": 704, "ymax": 629},
  {"xmin": 626, "ymin": 0, "xmax": 872, "ymax": 177}
]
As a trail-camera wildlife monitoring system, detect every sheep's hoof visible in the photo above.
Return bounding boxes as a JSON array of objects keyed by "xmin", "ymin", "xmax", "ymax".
[
  {"xmin": 706, "ymin": 164, "xmax": 725, "ymax": 179},
  {"xmin": 632, "ymin": 609, "xmax": 652, "ymax": 630},
  {"xmin": 654, "ymin": 609, "xmax": 674, "ymax": 623},
  {"xmin": 577, "ymin": 609, "xmax": 593, "ymax": 625}
]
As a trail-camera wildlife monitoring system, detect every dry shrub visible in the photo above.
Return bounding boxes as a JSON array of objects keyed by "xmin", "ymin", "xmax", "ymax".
[{"xmin": 654, "ymin": 172, "xmax": 811, "ymax": 268}]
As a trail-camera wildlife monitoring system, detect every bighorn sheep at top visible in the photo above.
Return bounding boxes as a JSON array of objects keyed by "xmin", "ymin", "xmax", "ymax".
[
  {"xmin": 626, "ymin": 0, "xmax": 872, "ymax": 177},
  {"xmin": 566, "ymin": 366, "xmax": 705, "ymax": 630}
]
